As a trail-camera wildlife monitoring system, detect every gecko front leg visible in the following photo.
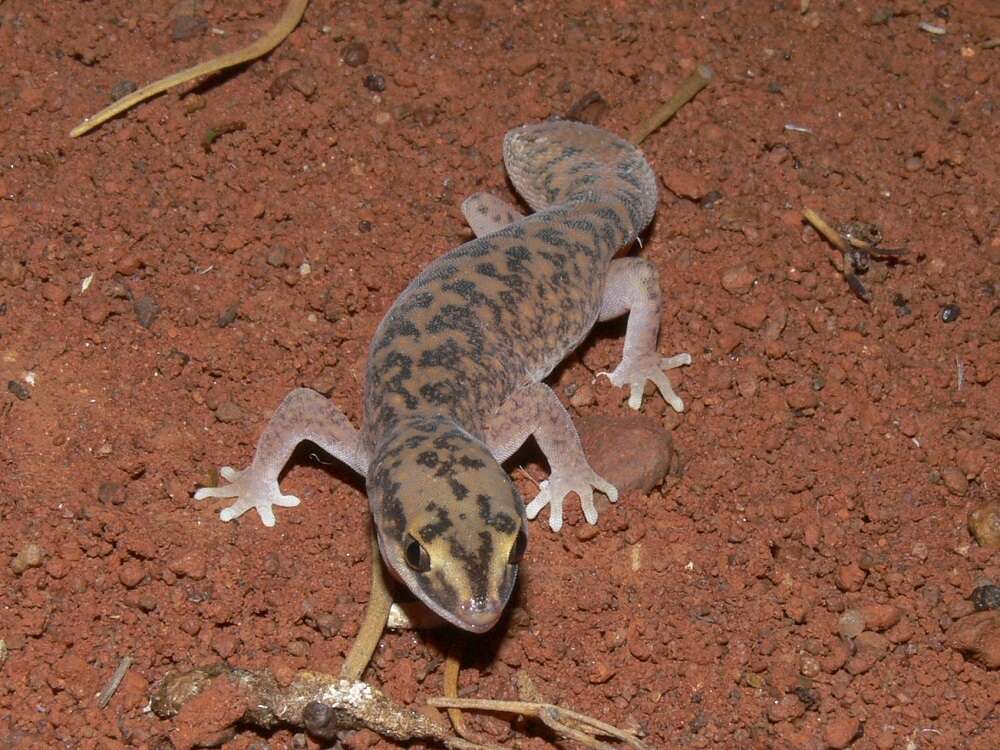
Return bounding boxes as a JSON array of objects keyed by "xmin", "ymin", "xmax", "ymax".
[
  {"xmin": 194, "ymin": 387, "xmax": 368, "ymax": 526},
  {"xmin": 484, "ymin": 382, "xmax": 617, "ymax": 532},
  {"xmin": 598, "ymin": 257, "xmax": 691, "ymax": 412}
]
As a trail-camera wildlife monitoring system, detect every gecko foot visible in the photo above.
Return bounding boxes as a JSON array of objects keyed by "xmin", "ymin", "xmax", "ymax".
[
  {"xmin": 599, "ymin": 352, "xmax": 691, "ymax": 412},
  {"xmin": 525, "ymin": 468, "xmax": 619, "ymax": 533},
  {"xmin": 193, "ymin": 465, "xmax": 300, "ymax": 527}
]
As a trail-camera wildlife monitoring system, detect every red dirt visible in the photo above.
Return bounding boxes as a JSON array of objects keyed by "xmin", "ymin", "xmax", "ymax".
[{"xmin": 2, "ymin": 1, "xmax": 999, "ymax": 749}]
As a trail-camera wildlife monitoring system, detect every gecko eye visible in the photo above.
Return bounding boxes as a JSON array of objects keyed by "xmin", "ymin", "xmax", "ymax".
[
  {"xmin": 508, "ymin": 527, "xmax": 527, "ymax": 565},
  {"xmin": 404, "ymin": 534, "xmax": 431, "ymax": 572}
]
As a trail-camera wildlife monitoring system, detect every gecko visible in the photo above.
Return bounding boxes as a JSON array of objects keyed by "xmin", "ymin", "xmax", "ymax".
[{"xmin": 195, "ymin": 121, "xmax": 690, "ymax": 633}]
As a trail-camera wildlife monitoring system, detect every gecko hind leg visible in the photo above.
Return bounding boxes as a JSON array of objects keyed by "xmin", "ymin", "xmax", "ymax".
[
  {"xmin": 194, "ymin": 387, "xmax": 368, "ymax": 526},
  {"xmin": 598, "ymin": 257, "xmax": 691, "ymax": 412}
]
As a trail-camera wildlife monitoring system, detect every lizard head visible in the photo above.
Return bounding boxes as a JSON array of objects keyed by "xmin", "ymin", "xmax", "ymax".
[{"xmin": 367, "ymin": 418, "xmax": 526, "ymax": 633}]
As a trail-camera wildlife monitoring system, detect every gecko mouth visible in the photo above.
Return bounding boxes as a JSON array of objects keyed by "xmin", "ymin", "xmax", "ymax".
[{"xmin": 377, "ymin": 533, "xmax": 516, "ymax": 633}]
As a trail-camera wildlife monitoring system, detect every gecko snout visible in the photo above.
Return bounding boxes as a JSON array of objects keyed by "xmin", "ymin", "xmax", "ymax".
[{"xmin": 457, "ymin": 594, "xmax": 505, "ymax": 633}]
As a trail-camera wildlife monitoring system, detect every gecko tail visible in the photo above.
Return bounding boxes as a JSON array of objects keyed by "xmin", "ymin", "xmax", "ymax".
[{"xmin": 502, "ymin": 121, "xmax": 658, "ymax": 236}]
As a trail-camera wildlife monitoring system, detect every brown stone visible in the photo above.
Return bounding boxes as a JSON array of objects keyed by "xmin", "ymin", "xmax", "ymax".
[
  {"xmin": 947, "ymin": 610, "xmax": 1000, "ymax": 669},
  {"xmin": 578, "ymin": 415, "xmax": 673, "ymax": 495}
]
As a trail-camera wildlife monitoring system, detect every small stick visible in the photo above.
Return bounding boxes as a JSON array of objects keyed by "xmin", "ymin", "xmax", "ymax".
[
  {"xmin": 444, "ymin": 638, "xmax": 485, "ymax": 742},
  {"xmin": 96, "ymin": 656, "xmax": 133, "ymax": 708},
  {"xmin": 802, "ymin": 208, "xmax": 848, "ymax": 252},
  {"xmin": 428, "ymin": 697, "xmax": 650, "ymax": 750},
  {"xmin": 69, "ymin": 0, "xmax": 309, "ymax": 137},
  {"xmin": 340, "ymin": 531, "xmax": 393, "ymax": 682},
  {"xmin": 629, "ymin": 63, "xmax": 714, "ymax": 146}
]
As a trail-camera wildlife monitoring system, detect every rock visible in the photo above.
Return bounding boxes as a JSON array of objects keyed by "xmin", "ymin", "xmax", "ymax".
[
  {"xmin": 341, "ymin": 41, "xmax": 369, "ymax": 67},
  {"xmin": 858, "ymin": 603, "xmax": 902, "ymax": 631},
  {"xmin": 838, "ymin": 609, "xmax": 865, "ymax": 639},
  {"xmin": 215, "ymin": 401, "xmax": 244, "ymax": 424},
  {"xmin": 577, "ymin": 415, "xmax": 673, "ymax": 494},
  {"xmin": 941, "ymin": 465, "xmax": 969, "ymax": 496},
  {"xmin": 569, "ymin": 383, "xmax": 594, "ymax": 408},
  {"xmin": 169, "ymin": 550, "xmax": 207, "ymax": 580},
  {"xmin": 734, "ymin": 302, "xmax": 768, "ymax": 330},
  {"xmin": 720, "ymin": 264, "xmax": 755, "ymax": 294},
  {"xmin": 835, "ymin": 562, "xmax": 866, "ymax": 592},
  {"xmin": 820, "ymin": 639, "xmax": 850, "ymax": 673},
  {"xmin": 508, "ymin": 53, "xmax": 542, "ymax": 76},
  {"xmin": 7, "ymin": 380, "xmax": 30, "ymax": 401},
  {"xmin": 118, "ymin": 560, "xmax": 145, "ymax": 589},
  {"xmin": 972, "ymin": 584, "xmax": 1000, "ymax": 612},
  {"xmin": 824, "ymin": 716, "xmax": 861, "ymax": 749},
  {"xmin": 134, "ymin": 296, "xmax": 159, "ymax": 329},
  {"xmin": 10, "ymin": 543, "xmax": 45, "ymax": 575},
  {"xmin": 446, "ymin": 1, "xmax": 485, "ymax": 27},
  {"xmin": 947, "ymin": 610, "xmax": 1000, "ymax": 669},
  {"xmin": 767, "ymin": 694, "xmax": 805, "ymax": 723},
  {"xmin": 42, "ymin": 282, "xmax": 70, "ymax": 305},
  {"xmin": 171, "ymin": 15, "xmax": 207, "ymax": 42},
  {"xmin": 786, "ymin": 383, "xmax": 819, "ymax": 411},
  {"xmin": 661, "ymin": 167, "xmax": 707, "ymax": 200},
  {"xmin": 969, "ymin": 501, "xmax": 1000, "ymax": 548}
]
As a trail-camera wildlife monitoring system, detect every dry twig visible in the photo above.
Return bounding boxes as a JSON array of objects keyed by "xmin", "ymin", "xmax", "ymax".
[
  {"xmin": 70, "ymin": 0, "xmax": 308, "ymax": 137},
  {"xmin": 629, "ymin": 64, "xmax": 714, "ymax": 146}
]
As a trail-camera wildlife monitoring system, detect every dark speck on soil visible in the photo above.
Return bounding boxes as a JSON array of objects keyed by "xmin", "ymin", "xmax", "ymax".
[
  {"xmin": 940, "ymin": 303, "xmax": 960, "ymax": 323},
  {"xmin": 363, "ymin": 73, "xmax": 386, "ymax": 92},
  {"xmin": 7, "ymin": 380, "xmax": 30, "ymax": 401},
  {"xmin": 134, "ymin": 296, "xmax": 159, "ymax": 328},
  {"xmin": 972, "ymin": 584, "xmax": 1000, "ymax": 611},
  {"xmin": 171, "ymin": 15, "xmax": 207, "ymax": 42},
  {"xmin": 342, "ymin": 41, "xmax": 369, "ymax": 67},
  {"xmin": 110, "ymin": 80, "xmax": 138, "ymax": 101}
]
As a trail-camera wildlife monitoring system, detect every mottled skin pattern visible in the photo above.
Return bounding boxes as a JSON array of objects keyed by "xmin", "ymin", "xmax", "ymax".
[{"xmin": 195, "ymin": 122, "xmax": 690, "ymax": 633}]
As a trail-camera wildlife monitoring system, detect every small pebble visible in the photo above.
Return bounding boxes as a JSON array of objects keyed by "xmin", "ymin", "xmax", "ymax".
[
  {"xmin": 969, "ymin": 500, "xmax": 1000, "ymax": 549},
  {"xmin": 941, "ymin": 465, "xmax": 969, "ymax": 496},
  {"xmin": 824, "ymin": 716, "xmax": 861, "ymax": 749},
  {"xmin": 7, "ymin": 380, "xmax": 30, "ymax": 401},
  {"xmin": 661, "ymin": 167, "xmax": 707, "ymax": 200},
  {"xmin": 786, "ymin": 383, "xmax": 819, "ymax": 411},
  {"xmin": 171, "ymin": 15, "xmax": 207, "ymax": 42},
  {"xmin": 215, "ymin": 401, "xmax": 244, "ymax": 424},
  {"xmin": 835, "ymin": 562, "xmax": 867, "ymax": 592},
  {"xmin": 303, "ymin": 701, "xmax": 339, "ymax": 739},
  {"xmin": 342, "ymin": 41, "xmax": 369, "ymax": 67},
  {"xmin": 858, "ymin": 603, "xmax": 901, "ymax": 631},
  {"xmin": 947, "ymin": 610, "xmax": 1000, "ymax": 669},
  {"xmin": 42, "ymin": 282, "xmax": 70, "ymax": 305},
  {"xmin": 168, "ymin": 550, "xmax": 207, "ymax": 580},
  {"xmin": 701, "ymin": 190, "xmax": 723, "ymax": 209},
  {"xmin": 110, "ymin": 80, "xmax": 138, "ymax": 101},
  {"xmin": 11, "ymin": 543, "xmax": 45, "ymax": 575},
  {"xmin": 569, "ymin": 383, "xmax": 594, "ymax": 408},
  {"xmin": 133, "ymin": 296, "xmax": 159, "ymax": 328},
  {"xmin": 363, "ymin": 73, "xmax": 386, "ymax": 92},
  {"xmin": 211, "ymin": 631, "xmax": 238, "ymax": 659},
  {"xmin": 720, "ymin": 264, "xmax": 755, "ymax": 294},
  {"xmin": 118, "ymin": 560, "xmax": 145, "ymax": 589},
  {"xmin": 838, "ymin": 609, "xmax": 865, "ymax": 639},
  {"xmin": 767, "ymin": 694, "xmax": 805, "ymax": 723},
  {"xmin": 98, "ymin": 481, "xmax": 125, "ymax": 505},
  {"xmin": 217, "ymin": 304, "xmax": 239, "ymax": 328},
  {"xmin": 446, "ymin": 1, "xmax": 485, "ymax": 27},
  {"xmin": 972, "ymin": 585, "xmax": 1000, "ymax": 612},
  {"xmin": 508, "ymin": 52, "xmax": 542, "ymax": 76},
  {"xmin": 940, "ymin": 303, "xmax": 960, "ymax": 323}
]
